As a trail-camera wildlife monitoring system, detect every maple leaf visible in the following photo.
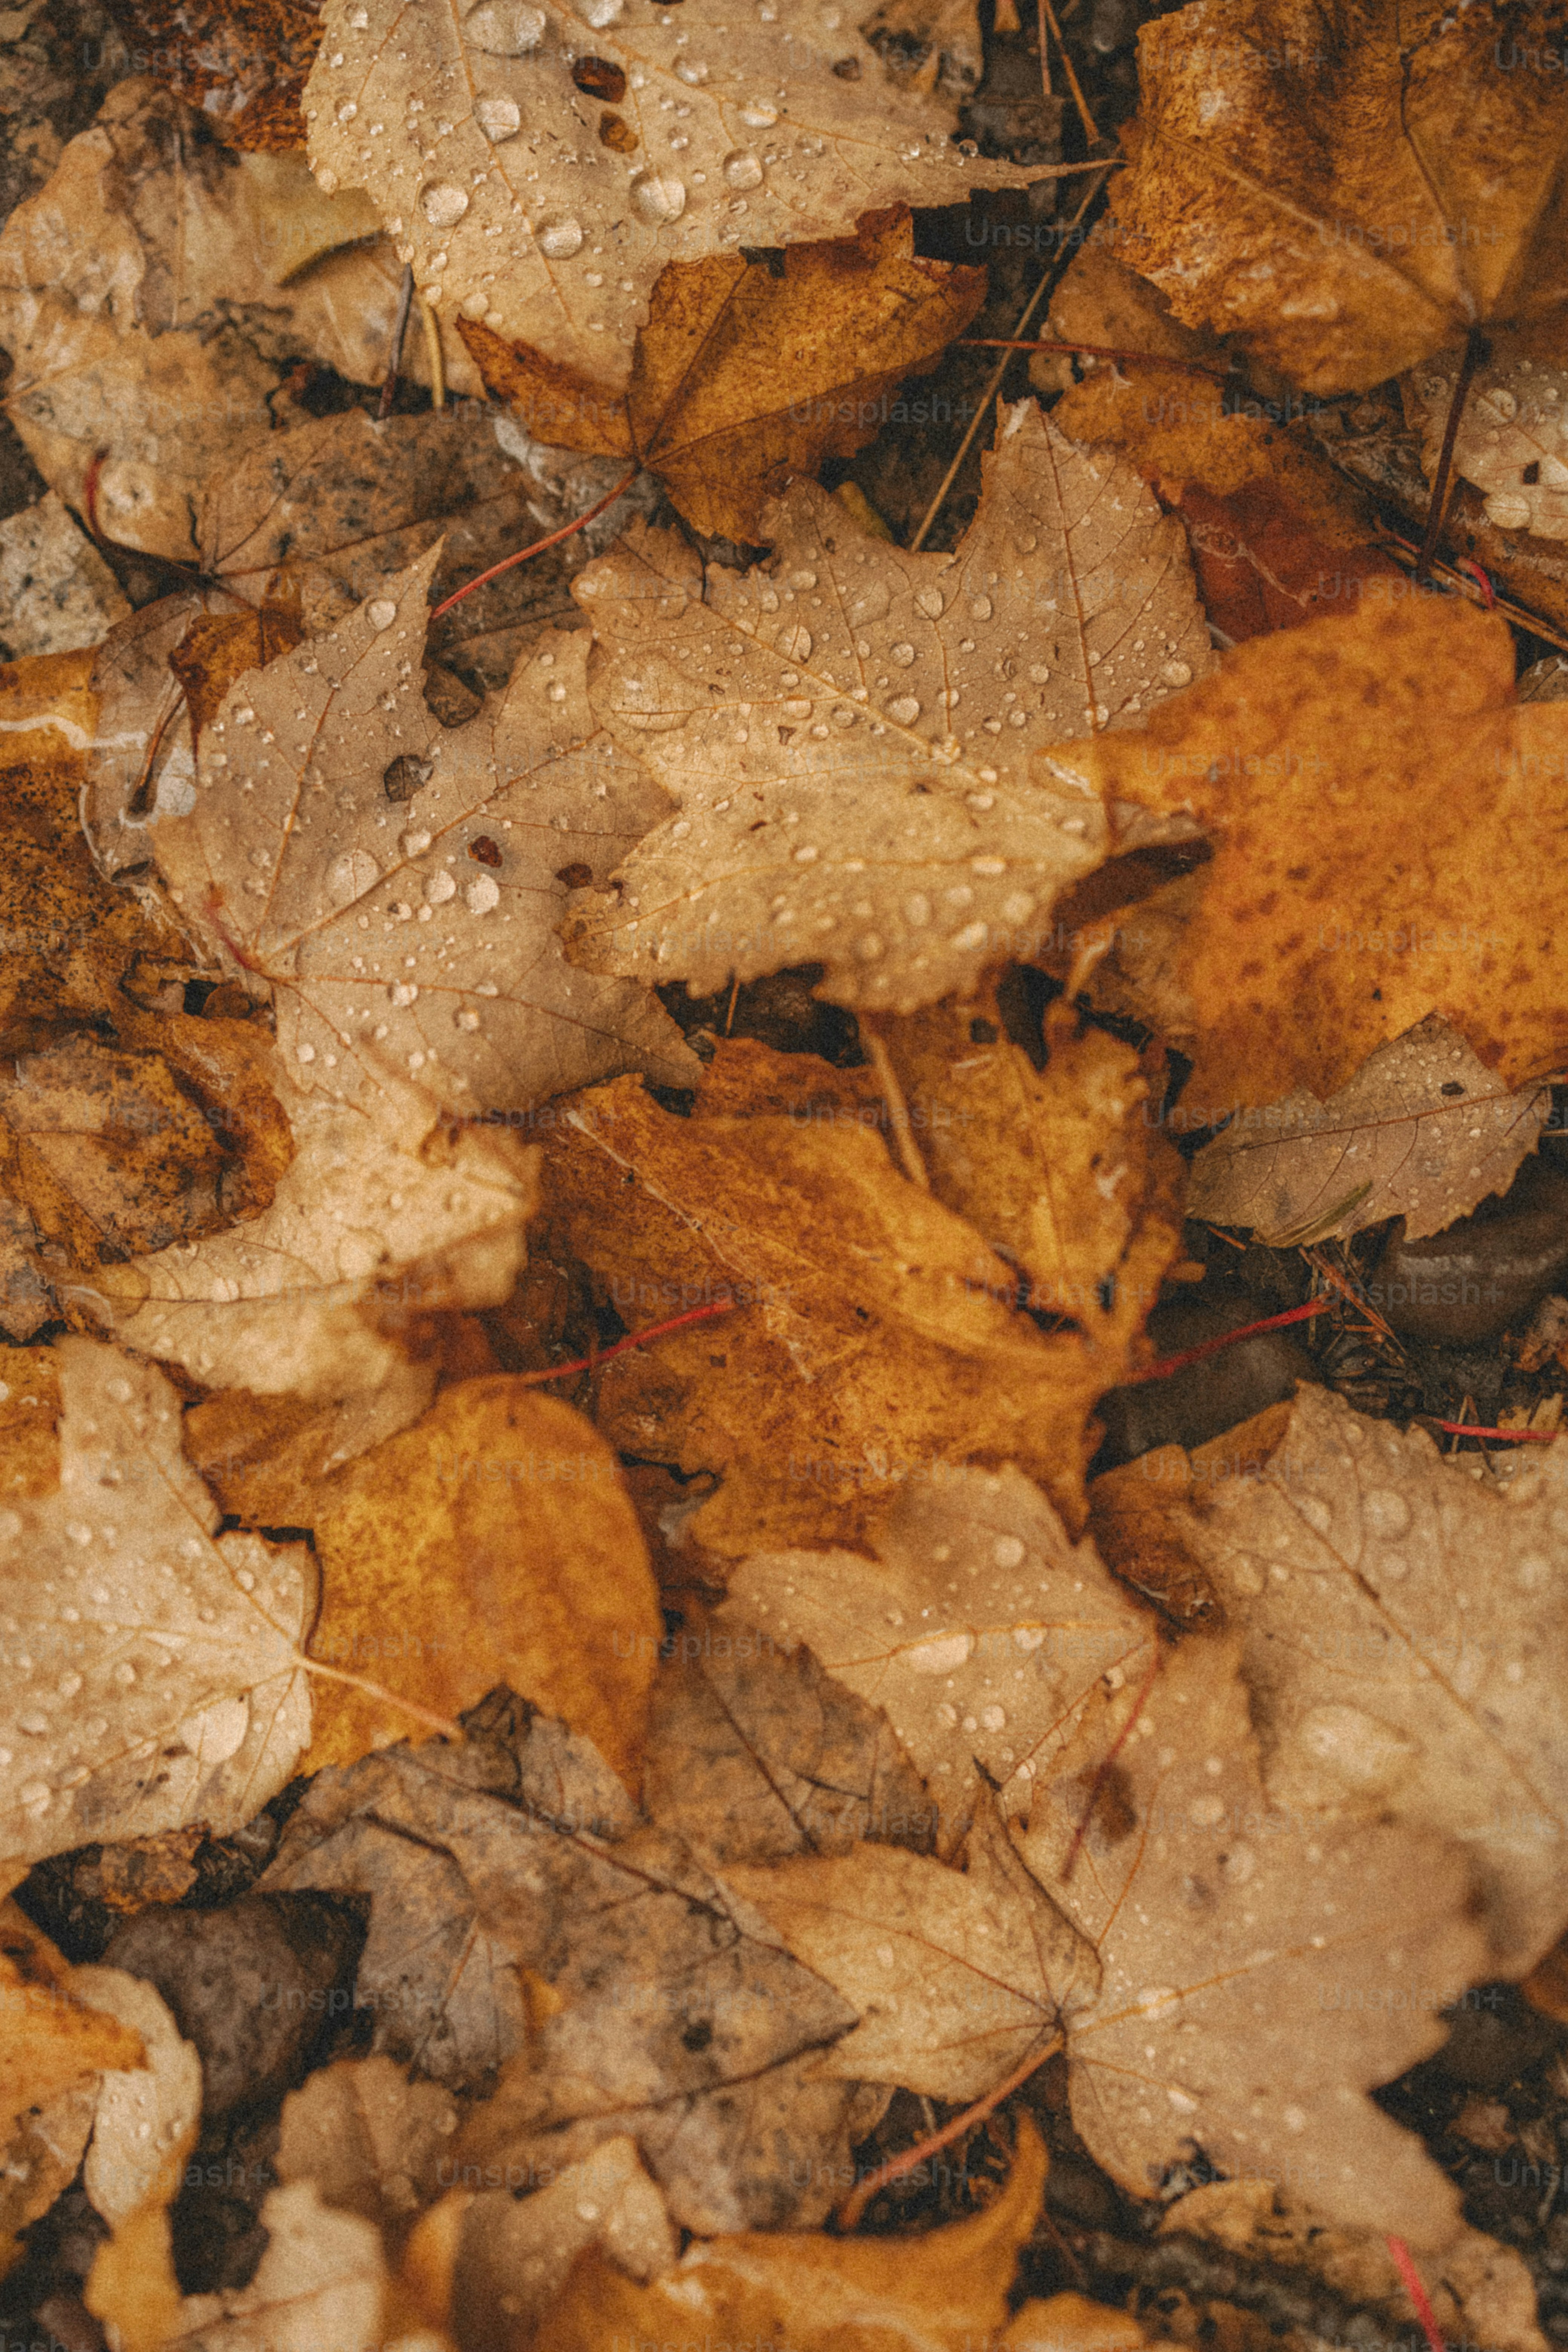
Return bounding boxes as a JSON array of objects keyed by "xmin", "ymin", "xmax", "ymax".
[
  {"xmin": 464, "ymin": 204, "xmax": 989, "ymax": 545},
  {"xmin": 1407, "ymin": 337, "xmax": 1568, "ymax": 542},
  {"xmin": 1111, "ymin": 0, "xmax": 1568, "ymax": 396},
  {"xmin": 302, "ymin": 1378, "xmax": 663, "ymax": 1788},
  {"xmin": 877, "ymin": 989, "xmax": 1184, "ymax": 1350},
  {"xmin": 1150, "ymin": 1385, "xmax": 1568, "ymax": 1977},
  {"xmin": 537, "ymin": 1053, "xmax": 1122, "ymax": 1555},
  {"xmin": 565, "ymin": 400, "xmax": 1213, "ymax": 1014},
  {"xmin": 0, "ymin": 1337, "xmax": 314, "ymax": 1871},
  {"xmin": 0, "ymin": 83, "xmax": 473, "ymax": 564},
  {"xmin": 530, "ymin": 2113, "xmax": 1049, "ymax": 2352},
  {"xmin": 1017, "ymin": 1628, "xmax": 1490, "ymax": 2250},
  {"xmin": 301, "ymin": 0, "xmax": 1038, "ymax": 400},
  {"xmin": 726, "ymin": 1804, "xmax": 1100, "ymax": 2102},
  {"xmin": 93, "ymin": 1081, "xmax": 535, "ymax": 1404},
  {"xmin": 1187, "ymin": 1014, "xmax": 1552, "ymax": 1246},
  {"xmin": 260, "ymin": 1693, "xmax": 865, "ymax": 2231},
  {"xmin": 720, "ymin": 1463, "xmax": 1160, "ymax": 1850},
  {"xmin": 144, "ymin": 547, "xmax": 694, "ymax": 1121},
  {"xmin": 1042, "ymin": 594, "xmax": 1568, "ymax": 1105}
]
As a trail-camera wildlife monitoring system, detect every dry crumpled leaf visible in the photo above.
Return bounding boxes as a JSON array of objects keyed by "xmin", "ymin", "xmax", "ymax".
[
  {"xmin": 1187, "ymin": 1013, "xmax": 1552, "ymax": 1246},
  {"xmin": 104, "ymin": 0, "xmax": 325, "ymax": 151},
  {"xmin": 304, "ymin": 1379, "xmax": 662, "ymax": 1788},
  {"xmin": 260, "ymin": 1693, "xmax": 865, "ymax": 2232},
  {"xmin": 95, "ymin": 1082, "xmax": 536, "ymax": 1404},
  {"xmin": 0, "ymin": 81, "xmax": 475, "ymax": 564},
  {"xmin": 276, "ymin": 2056, "xmax": 460, "ymax": 2238},
  {"xmin": 531, "ymin": 2115, "xmax": 1047, "ymax": 2352},
  {"xmin": 162, "ymin": 2181, "xmax": 388, "ymax": 2352},
  {"xmin": 466, "ymin": 204, "xmax": 986, "ymax": 546},
  {"xmin": 644, "ymin": 1627, "xmax": 936, "ymax": 1868},
  {"xmin": 565, "ymin": 400, "xmax": 1213, "ymax": 1012},
  {"xmin": 539, "ymin": 1056, "xmax": 1120, "ymax": 1556},
  {"xmin": 1017, "ymin": 1627, "xmax": 1489, "ymax": 2250},
  {"xmin": 1111, "ymin": 0, "xmax": 1568, "ymax": 395},
  {"xmin": 0, "ymin": 1901, "xmax": 143, "ymax": 2145},
  {"xmin": 302, "ymin": 0, "xmax": 1036, "ymax": 398},
  {"xmin": 726, "ymin": 1803, "xmax": 1099, "ymax": 2102},
  {"xmin": 863, "ymin": 0, "xmax": 987, "ymax": 97},
  {"xmin": 879, "ymin": 988, "xmax": 1183, "ymax": 1348},
  {"xmin": 0, "ymin": 1336, "xmax": 314, "ymax": 1870},
  {"xmin": 0, "ymin": 491, "xmax": 129, "ymax": 660},
  {"xmin": 1044, "ymin": 595, "xmax": 1568, "ymax": 1104},
  {"xmin": 73, "ymin": 1965, "xmax": 201, "ymax": 2231},
  {"xmin": 721, "ymin": 1464, "xmax": 1159, "ymax": 1849},
  {"xmin": 144, "ymin": 547, "xmax": 694, "ymax": 1120},
  {"xmin": 1149, "ymin": 1384, "xmax": 1568, "ymax": 1976},
  {"xmin": 1160, "ymin": 2178, "xmax": 1548, "ymax": 2352}
]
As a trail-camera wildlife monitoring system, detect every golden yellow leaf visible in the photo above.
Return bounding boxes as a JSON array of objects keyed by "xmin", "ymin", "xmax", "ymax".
[
  {"xmin": 531, "ymin": 2116, "xmax": 1047, "ymax": 2352},
  {"xmin": 1038, "ymin": 595, "xmax": 1568, "ymax": 1104},
  {"xmin": 305, "ymin": 1379, "xmax": 662, "ymax": 1790},
  {"xmin": 0, "ymin": 1901, "xmax": 143, "ymax": 2142}
]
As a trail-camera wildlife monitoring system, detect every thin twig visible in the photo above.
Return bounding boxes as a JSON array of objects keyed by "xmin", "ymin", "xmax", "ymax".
[
  {"xmin": 1415, "ymin": 326, "xmax": 1488, "ymax": 581},
  {"xmin": 1387, "ymin": 2236, "xmax": 1447, "ymax": 2352},
  {"xmin": 378, "ymin": 265, "xmax": 415, "ymax": 420},
  {"xmin": 910, "ymin": 166, "xmax": 1110, "ymax": 553},
  {"xmin": 513, "ymin": 1299, "xmax": 738, "ymax": 1388},
  {"xmin": 864, "ymin": 1028, "xmax": 931, "ymax": 1189},
  {"xmin": 1038, "ymin": 0, "xmax": 1099, "ymax": 142},
  {"xmin": 1125, "ymin": 1299, "xmax": 1331, "ymax": 1384},
  {"xmin": 1418, "ymin": 1419, "xmax": 1557, "ymax": 1444},
  {"xmin": 835, "ymin": 2040, "xmax": 1058, "ymax": 2229},
  {"xmin": 1035, "ymin": 0, "xmax": 1053, "ymax": 93},
  {"xmin": 416, "ymin": 289, "xmax": 446, "ymax": 411},
  {"xmin": 428, "ymin": 466, "xmax": 639, "ymax": 622}
]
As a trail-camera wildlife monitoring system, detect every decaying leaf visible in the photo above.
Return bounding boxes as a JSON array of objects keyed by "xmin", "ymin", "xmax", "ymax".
[
  {"xmin": 106, "ymin": 0, "xmax": 325, "ymax": 151},
  {"xmin": 276, "ymin": 2055, "xmax": 460, "ymax": 2238},
  {"xmin": 303, "ymin": 0, "xmax": 1035, "ymax": 397},
  {"xmin": 157, "ymin": 2181, "xmax": 388, "ymax": 2352},
  {"xmin": 0, "ymin": 1900, "xmax": 143, "ymax": 2142},
  {"xmin": 644, "ymin": 1629, "xmax": 936, "ymax": 1868},
  {"xmin": 304, "ymin": 1379, "xmax": 662, "ymax": 1788},
  {"xmin": 1188, "ymin": 1014, "xmax": 1551, "ymax": 1246},
  {"xmin": 95, "ymin": 1083, "xmax": 536, "ymax": 1404},
  {"xmin": 1409, "ymin": 336, "xmax": 1568, "ymax": 542},
  {"xmin": 1043, "ymin": 595, "xmax": 1568, "ymax": 1104},
  {"xmin": 1111, "ymin": 0, "xmax": 1568, "ymax": 395},
  {"xmin": 538, "ymin": 1057, "xmax": 1121, "ymax": 1554},
  {"xmin": 260, "ymin": 1694, "xmax": 865, "ymax": 2231},
  {"xmin": 144, "ymin": 548, "xmax": 694, "ymax": 1121},
  {"xmin": 0, "ymin": 491, "xmax": 129, "ymax": 660},
  {"xmin": 531, "ymin": 2116, "xmax": 1047, "ymax": 2352},
  {"xmin": 0, "ymin": 1336, "xmax": 313, "ymax": 1870},
  {"xmin": 862, "ymin": 0, "xmax": 987, "ymax": 97},
  {"xmin": 467, "ymin": 204, "xmax": 987, "ymax": 544},
  {"xmin": 726, "ymin": 1804, "xmax": 1099, "ymax": 2101},
  {"xmin": 1144, "ymin": 1385, "xmax": 1568, "ymax": 1975},
  {"xmin": 565, "ymin": 400, "xmax": 1213, "ymax": 1012},
  {"xmin": 720, "ymin": 1464, "xmax": 1159, "ymax": 1847},
  {"xmin": 444, "ymin": 2135, "xmax": 677, "ymax": 2352},
  {"xmin": 74, "ymin": 1965, "xmax": 201, "ymax": 2231},
  {"xmin": 0, "ymin": 81, "xmax": 475, "ymax": 563},
  {"xmin": 877, "ymin": 989, "xmax": 1184, "ymax": 1347},
  {"xmin": 1018, "ymin": 1632, "xmax": 1490, "ymax": 2251}
]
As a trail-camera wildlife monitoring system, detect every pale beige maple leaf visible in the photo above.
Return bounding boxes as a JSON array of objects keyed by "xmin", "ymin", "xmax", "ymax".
[
  {"xmin": 145, "ymin": 546, "xmax": 695, "ymax": 1121},
  {"xmin": 302, "ymin": 0, "xmax": 1040, "ymax": 393},
  {"xmin": 0, "ymin": 81, "xmax": 476, "ymax": 564},
  {"xmin": 74, "ymin": 1968, "xmax": 202, "ymax": 2232},
  {"xmin": 726, "ymin": 1801, "xmax": 1100, "ymax": 2103},
  {"xmin": 1187, "ymin": 1015, "xmax": 1551, "ymax": 1246},
  {"xmin": 566, "ymin": 400, "xmax": 1213, "ymax": 1012},
  {"xmin": 1017, "ymin": 1631, "xmax": 1488, "ymax": 2251},
  {"xmin": 91, "ymin": 1082, "xmax": 536, "ymax": 1404},
  {"xmin": 1169, "ymin": 1384, "xmax": 1568, "ymax": 1976},
  {"xmin": 0, "ymin": 1338, "xmax": 313, "ymax": 1872},
  {"xmin": 720, "ymin": 1464, "xmax": 1159, "ymax": 1855},
  {"xmin": 1409, "ymin": 340, "xmax": 1568, "ymax": 541}
]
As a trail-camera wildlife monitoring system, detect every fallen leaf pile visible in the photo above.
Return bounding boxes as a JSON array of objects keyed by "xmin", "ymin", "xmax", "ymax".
[{"xmin": 3, "ymin": 3, "xmax": 1568, "ymax": 2349}]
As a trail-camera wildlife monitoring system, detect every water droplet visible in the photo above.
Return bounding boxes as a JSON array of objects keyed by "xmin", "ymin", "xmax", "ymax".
[
  {"xmin": 890, "ymin": 642, "xmax": 916, "ymax": 668},
  {"xmin": 1484, "ymin": 491, "xmax": 1533, "ymax": 530},
  {"xmin": 466, "ymin": 874, "xmax": 501, "ymax": 914},
  {"xmin": 1483, "ymin": 386, "xmax": 1519, "ymax": 421},
  {"xmin": 631, "ymin": 172, "xmax": 687, "ymax": 224},
  {"xmin": 723, "ymin": 150, "xmax": 764, "ymax": 188},
  {"xmin": 777, "ymin": 625, "xmax": 812, "ymax": 661},
  {"xmin": 854, "ymin": 932, "xmax": 884, "ymax": 960},
  {"xmin": 336, "ymin": 98, "xmax": 358, "ymax": 122},
  {"xmin": 906, "ymin": 1631, "xmax": 975, "ymax": 1672},
  {"xmin": 950, "ymin": 920, "xmax": 988, "ymax": 951},
  {"xmin": 539, "ymin": 217, "xmax": 585, "ymax": 259},
  {"xmin": 888, "ymin": 695, "xmax": 920, "ymax": 724},
  {"xmin": 781, "ymin": 696, "xmax": 812, "ymax": 720},
  {"xmin": 465, "ymin": 0, "xmax": 547, "ymax": 54},
  {"xmin": 425, "ymin": 870, "xmax": 458, "ymax": 905},
  {"xmin": 1298, "ymin": 1703, "xmax": 1416, "ymax": 1796},
  {"xmin": 328, "ymin": 849, "xmax": 381, "ymax": 906},
  {"xmin": 475, "ymin": 95, "xmax": 522, "ymax": 141},
  {"xmin": 915, "ymin": 587, "xmax": 943, "ymax": 619},
  {"xmin": 366, "ymin": 598, "xmax": 397, "ymax": 631},
  {"xmin": 968, "ymin": 594, "xmax": 993, "ymax": 620},
  {"xmin": 421, "ymin": 182, "xmax": 470, "ymax": 229},
  {"xmin": 18, "ymin": 1712, "xmax": 48, "ymax": 1735},
  {"xmin": 992, "ymin": 1535, "xmax": 1024, "ymax": 1568},
  {"xmin": 106, "ymin": 1378, "xmax": 132, "ymax": 1404},
  {"xmin": 1161, "ymin": 658, "xmax": 1193, "ymax": 687},
  {"xmin": 390, "ymin": 981, "xmax": 419, "ymax": 1007},
  {"xmin": 577, "ymin": 0, "xmax": 623, "ymax": 22},
  {"xmin": 315, "ymin": 167, "xmax": 340, "ymax": 194},
  {"xmin": 1363, "ymin": 1487, "xmax": 1411, "ymax": 1540},
  {"xmin": 740, "ymin": 97, "xmax": 779, "ymax": 127},
  {"xmin": 980, "ymin": 1704, "xmax": 1006, "ymax": 1731},
  {"xmin": 905, "ymin": 893, "xmax": 930, "ymax": 926}
]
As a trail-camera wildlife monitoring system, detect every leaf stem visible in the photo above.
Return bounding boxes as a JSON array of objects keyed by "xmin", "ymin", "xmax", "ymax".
[
  {"xmin": 1414, "ymin": 325, "xmax": 1488, "ymax": 582},
  {"xmin": 1387, "ymin": 2235, "xmax": 1447, "ymax": 2352},
  {"xmin": 299, "ymin": 1655, "xmax": 465, "ymax": 1743},
  {"xmin": 834, "ymin": 2035, "xmax": 1060, "ymax": 2230},
  {"xmin": 378, "ymin": 265, "xmax": 415, "ymax": 420},
  {"xmin": 513, "ymin": 1298, "xmax": 740, "ymax": 1388},
  {"xmin": 427, "ymin": 466, "xmax": 639, "ymax": 622},
  {"xmin": 1124, "ymin": 1299, "xmax": 1331, "ymax": 1384}
]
